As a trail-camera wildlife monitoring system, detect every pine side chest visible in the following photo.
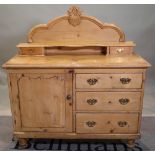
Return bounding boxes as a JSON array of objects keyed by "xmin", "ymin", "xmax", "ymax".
[{"xmin": 2, "ymin": 6, "xmax": 151, "ymax": 149}]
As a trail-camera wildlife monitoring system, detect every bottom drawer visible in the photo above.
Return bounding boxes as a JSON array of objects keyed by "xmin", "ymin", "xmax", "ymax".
[{"xmin": 76, "ymin": 113, "xmax": 139, "ymax": 134}]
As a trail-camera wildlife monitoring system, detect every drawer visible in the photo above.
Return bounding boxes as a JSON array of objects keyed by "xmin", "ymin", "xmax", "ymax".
[
  {"xmin": 76, "ymin": 113, "xmax": 139, "ymax": 134},
  {"xmin": 110, "ymin": 46, "xmax": 133, "ymax": 55},
  {"xmin": 19, "ymin": 47, "xmax": 44, "ymax": 55},
  {"xmin": 76, "ymin": 92, "xmax": 141, "ymax": 111},
  {"xmin": 76, "ymin": 74, "xmax": 142, "ymax": 89}
]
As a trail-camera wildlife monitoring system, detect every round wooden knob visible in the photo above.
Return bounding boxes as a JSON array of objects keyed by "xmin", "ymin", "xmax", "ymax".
[
  {"xmin": 117, "ymin": 48, "xmax": 124, "ymax": 53},
  {"xmin": 66, "ymin": 95, "xmax": 72, "ymax": 100}
]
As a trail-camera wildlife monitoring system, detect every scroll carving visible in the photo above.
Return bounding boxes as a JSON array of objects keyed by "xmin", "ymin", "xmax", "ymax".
[{"xmin": 67, "ymin": 6, "xmax": 82, "ymax": 26}]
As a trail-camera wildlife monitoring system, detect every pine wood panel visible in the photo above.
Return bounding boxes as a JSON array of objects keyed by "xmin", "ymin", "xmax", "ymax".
[
  {"xmin": 76, "ymin": 113, "xmax": 139, "ymax": 134},
  {"xmin": 8, "ymin": 74, "xmax": 22, "ymax": 131},
  {"xmin": 76, "ymin": 92, "xmax": 141, "ymax": 111},
  {"xmin": 17, "ymin": 73, "xmax": 72, "ymax": 132},
  {"xmin": 29, "ymin": 20, "xmax": 123, "ymax": 43},
  {"xmin": 76, "ymin": 73, "xmax": 142, "ymax": 89}
]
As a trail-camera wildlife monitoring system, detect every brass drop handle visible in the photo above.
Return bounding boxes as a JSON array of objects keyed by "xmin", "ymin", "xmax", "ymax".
[
  {"xmin": 118, "ymin": 121, "xmax": 128, "ymax": 127},
  {"xmin": 119, "ymin": 98, "xmax": 130, "ymax": 105},
  {"xmin": 87, "ymin": 99, "xmax": 97, "ymax": 105},
  {"xmin": 66, "ymin": 94, "xmax": 72, "ymax": 100},
  {"xmin": 120, "ymin": 78, "xmax": 131, "ymax": 84},
  {"xmin": 86, "ymin": 121, "xmax": 96, "ymax": 127},
  {"xmin": 87, "ymin": 78, "xmax": 98, "ymax": 85}
]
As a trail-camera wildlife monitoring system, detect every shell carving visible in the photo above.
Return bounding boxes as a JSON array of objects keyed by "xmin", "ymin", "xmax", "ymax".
[{"xmin": 67, "ymin": 6, "xmax": 82, "ymax": 27}]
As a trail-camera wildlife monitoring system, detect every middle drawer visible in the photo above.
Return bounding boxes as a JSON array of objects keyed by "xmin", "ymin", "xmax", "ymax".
[{"xmin": 76, "ymin": 92, "xmax": 141, "ymax": 111}]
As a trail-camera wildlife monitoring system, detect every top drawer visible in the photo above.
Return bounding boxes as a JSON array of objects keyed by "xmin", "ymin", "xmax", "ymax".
[
  {"xmin": 76, "ymin": 74, "xmax": 142, "ymax": 89},
  {"xmin": 109, "ymin": 46, "xmax": 133, "ymax": 55}
]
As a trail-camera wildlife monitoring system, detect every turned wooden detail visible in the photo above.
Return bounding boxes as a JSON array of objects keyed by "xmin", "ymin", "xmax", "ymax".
[
  {"xmin": 127, "ymin": 139, "xmax": 135, "ymax": 149},
  {"xmin": 18, "ymin": 138, "xmax": 29, "ymax": 149}
]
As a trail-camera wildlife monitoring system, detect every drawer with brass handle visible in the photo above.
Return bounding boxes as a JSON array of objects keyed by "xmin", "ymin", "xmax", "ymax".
[
  {"xmin": 76, "ymin": 74, "xmax": 142, "ymax": 89},
  {"xmin": 110, "ymin": 46, "xmax": 133, "ymax": 55},
  {"xmin": 76, "ymin": 113, "xmax": 139, "ymax": 133},
  {"xmin": 76, "ymin": 92, "xmax": 141, "ymax": 111}
]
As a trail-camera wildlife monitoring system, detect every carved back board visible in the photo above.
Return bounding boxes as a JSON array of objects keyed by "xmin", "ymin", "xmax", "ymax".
[{"xmin": 28, "ymin": 6, "xmax": 125, "ymax": 44}]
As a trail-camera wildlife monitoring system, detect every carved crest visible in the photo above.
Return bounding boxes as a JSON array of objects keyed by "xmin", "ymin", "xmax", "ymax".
[{"xmin": 67, "ymin": 6, "xmax": 82, "ymax": 27}]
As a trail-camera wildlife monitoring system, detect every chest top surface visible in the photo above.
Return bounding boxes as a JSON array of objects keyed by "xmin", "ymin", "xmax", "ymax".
[{"xmin": 3, "ymin": 6, "xmax": 150, "ymax": 69}]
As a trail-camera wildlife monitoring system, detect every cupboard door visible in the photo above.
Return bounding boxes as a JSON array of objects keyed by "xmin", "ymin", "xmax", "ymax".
[{"xmin": 17, "ymin": 73, "xmax": 72, "ymax": 132}]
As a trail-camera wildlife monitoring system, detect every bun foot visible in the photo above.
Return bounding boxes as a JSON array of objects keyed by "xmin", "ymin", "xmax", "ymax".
[
  {"xmin": 18, "ymin": 138, "xmax": 29, "ymax": 149},
  {"xmin": 127, "ymin": 139, "xmax": 135, "ymax": 150}
]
